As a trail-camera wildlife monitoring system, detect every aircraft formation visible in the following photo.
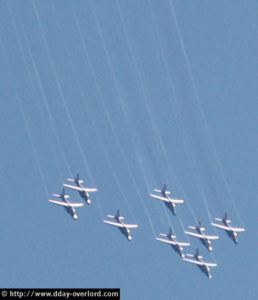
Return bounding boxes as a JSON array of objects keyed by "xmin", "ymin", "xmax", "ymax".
[{"xmin": 49, "ymin": 178, "xmax": 245, "ymax": 279}]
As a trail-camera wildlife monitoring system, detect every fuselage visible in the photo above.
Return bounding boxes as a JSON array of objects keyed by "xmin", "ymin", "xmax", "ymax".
[
  {"xmin": 194, "ymin": 255, "xmax": 212, "ymax": 279},
  {"xmin": 196, "ymin": 228, "xmax": 213, "ymax": 252},
  {"xmin": 198, "ymin": 264, "xmax": 212, "ymax": 279},
  {"xmin": 162, "ymin": 192, "xmax": 176, "ymax": 215},
  {"xmin": 116, "ymin": 217, "xmax": 132, "ymax": 241},
  {"xmin": 75, "ymin": 180, "xmax": 90, "ymax": 205},
  {"xmin": 61, "ymin": 197, "xmax": 78, "ymax": 220},
  {"xmin": 173, "ymin": 243, "xmax": 184, "ymax": 258},
  {"xmin": 223, "ymin": 220, "xmax": 238, "ymax": 244}
]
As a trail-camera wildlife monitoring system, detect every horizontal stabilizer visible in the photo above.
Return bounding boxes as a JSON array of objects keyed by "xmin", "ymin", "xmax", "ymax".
[
  {"xmin": 188, "ymin": 225, "xmax": 197, "ymax": 230},
  {"xmin": 186, "ymin": 253, "xmax": 195, "ymax": 258},
  {"xmin": 153, "ymin": 188, "xmax": 171, "ymax": 195},
  {"xmin": 159, "ymin": 233, "xmax": 168, "ymax": 237},
  {"xmin": 106, "ymin": 215, "xmax": 124, "ymax": 220},
  {"xmin": 106, "ymin": 214, "xmax": 115, "ymax": 219},
  {"xmin": 214, "ymin": 217, "xmax": 223, "ymax": 222},
  {"xmin": 67, "ymin": 178, "xmax": 84, "ymax": 183}
]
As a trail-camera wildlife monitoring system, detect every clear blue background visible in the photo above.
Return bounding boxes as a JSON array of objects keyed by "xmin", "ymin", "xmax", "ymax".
[{"xmin": 0, "ymin": 1, "xmax": 257, "ymax": 299}]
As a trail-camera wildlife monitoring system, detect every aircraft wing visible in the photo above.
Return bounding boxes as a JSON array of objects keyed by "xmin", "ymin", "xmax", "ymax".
[
  {"xmin": 49, "ymin": 199, "xmax": 83, "ymax": 207},
  {"xmin": 229, "ymin": 227, "xmax": 245, "ymax": 232},
  {"xmin": 183, "ymin": 258, "xmax": 217, "ymax": 267},
  {"xmin": 103, "ymin": 220, "xmax": 124, "ymax": 228},
  {"xmin": 68, "ymin": 202, "xmax": 84, "ymax": 208},
  {"xmin": 204, "ymin": 234, "xmax": 219, "ymax": 240},
  {"xmin": 211, "ymin": 222, "xmax": 244, "ymax": 232},
  {"xmin": 63, "ymin": 183, "xmax": 97, "ymax": 193},
  {"xmin": 168, "ymin": 197, "xmax": 184, "ymax": 203},
  {"xmin": 156, "ymin": 237, "xmax": 177, "ymax": 245},
  {"xmin": 184, "ymin": 231, "xmax": 205, "ymax": 239},
  {"xmin": 156, "ymin": 237, "xmax": 190, "ymax": 246},
  {"xmin": 63, "ymin": 184, "xmax": 83, "ymax": 192},
  {"xmin": 123, "ymin": 223, "xmax": 138, "ymax": 229},
  {"xmin": 177, "ymin": 241, "xmax": 190, "ymax": 246},
  {"xmin": 203, "ymin": 261, "xmax": 217, "ymax": 267},
  {"xmin": 84, "ymin": 188, "xmax": 98, "ymax": 192},
  {"xmin": 49, "ymin": 199, "xmax": 70, "ymax": 207},
  {"xmin": 150, "ymin": 194, "xmax": 183, "ymax": 203},
  {"xmin": 150, "ymin": 194, "xmax": 169, "ymax": 202}
]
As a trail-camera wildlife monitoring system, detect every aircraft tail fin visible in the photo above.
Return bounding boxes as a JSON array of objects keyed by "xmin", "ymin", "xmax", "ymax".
[
  {"xmin": 195, "ymin": 248, "xmax": 202, "ymax": 259},
  {"xmin": 169, "ymin": 227, "xmax": 174, "ymax": 236},
  {"xmin": 198, "ymin": 221, "xmax": 205, "ymax": 231},
  {"xmin": 67, "ymin": 173, "xmax": 83, "ymax": 184},
  {"xmin": 162, "ymin": 184, "xmax": 170, "ymax": 195},
  {"xmin": 53, "ymin": 188, "xmax": 69, "ymax": 199},
  {"xmin": 76, "ymin": 173, "xmax": 84, "ymax": 184},
  {"xmin": 223, "ymin": 212, "xmax": 231, "ymax": 223}
]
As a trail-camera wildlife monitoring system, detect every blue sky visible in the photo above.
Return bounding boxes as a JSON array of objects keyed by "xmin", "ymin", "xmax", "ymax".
[{"xmin": 0, "ymin": 1, "xmax": 257, "ymax": 299}]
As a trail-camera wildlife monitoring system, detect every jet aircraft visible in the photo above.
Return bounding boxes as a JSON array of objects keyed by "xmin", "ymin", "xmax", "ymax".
[
  {"xmin": 63, "ymin": 173, "xmax": 97, "ymax": 205},
  {"xmin": 150, "ymin": 184, "xmax": 184, "ymax": 215},
  {"xmin": 183, "ymin": 248, "xmax": 217, "ymax": 279},
  {"xmin": 49, "ymin": 188, "xmax": 84, "ymax": 220},
  {"xmin": 103, "ymin": 210, "xmax": 138, "ymax": 241},
  {"xmin": 211, "ymin": 213, "xmax": 245, "ymax": 244},
  {"xmin": 156, "ymin": 227, "xmax": 190, "ymax": 258},
  {"xmin": 184, "ymin": 221, "xmax": 219, "ymax": 252}
]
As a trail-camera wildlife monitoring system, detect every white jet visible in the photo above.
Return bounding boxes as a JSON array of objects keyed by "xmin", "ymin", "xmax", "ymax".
[
  {"xmin": 103, "ymin": 209, "xmax": 138, "ymax": 241},
  {"xmin": 63, "ymin": 173, "xmax": 97, "ymax": 205},
  {"xmin": 211, "ymin": 213, "xmax": 245, "ymax": 244},
  {"xmin": 183, "ymin": 248, "xmax": 217, "ymax": 279},
  {"xmin": 156, "ymin": 227, "xmax": 190, "ymax": 258},
  {"xmin": 150, "ymin": 184, "xmax": 184, "ymax": 215},
  {"xmin": 184, "ymin": 221, "xmax": 219, "ymax": 252},
  {"xmin": 49, "ymin": 188, "xmax": 84, "ymax": 220}
]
